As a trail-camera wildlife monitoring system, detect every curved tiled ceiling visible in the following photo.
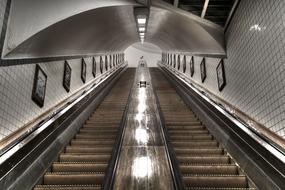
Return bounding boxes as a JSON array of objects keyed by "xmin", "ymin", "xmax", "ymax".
[{"xmin": 2, "ymin": 0, "xmax": 226, "ymax": 60}]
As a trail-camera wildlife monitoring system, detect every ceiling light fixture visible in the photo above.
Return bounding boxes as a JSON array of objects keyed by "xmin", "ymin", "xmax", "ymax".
[
  {"xmin": 134, "ymin": 7, "xmax": 149, "ymax": 44},
  {"xmin": 138, "ymin": 18, "xmax": 146, "ymax": 24}
]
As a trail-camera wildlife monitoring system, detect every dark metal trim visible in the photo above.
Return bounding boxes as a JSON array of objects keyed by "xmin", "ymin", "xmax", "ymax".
[
  {"xmin": 224, "ymin": 0, "xmax": 241, "ymax": 33},
  {"xmin": 151, "ymin": 72, "xmax": 185, "ymax": 190},
  {"xmin": 158, "ymin": 64, "xmax": 285, "ymax": 190},
  {"xmin": 102, "ymin": 69, "xmax": 135, "ymax": 190}
]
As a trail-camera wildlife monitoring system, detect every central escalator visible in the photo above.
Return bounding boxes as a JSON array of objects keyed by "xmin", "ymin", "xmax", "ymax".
[
  {"xmin": 150, "ymin": 68, "xmax": 256, "ymax": 190},
  {"xmin": 34, "ymin": 69, "xmax": 135, "ymax": 190}
]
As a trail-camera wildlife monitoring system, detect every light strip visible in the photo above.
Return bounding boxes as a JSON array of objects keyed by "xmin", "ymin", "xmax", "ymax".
[{"xmin": 138, "ymin": 18, "xmax": 146, "ymax": 24}]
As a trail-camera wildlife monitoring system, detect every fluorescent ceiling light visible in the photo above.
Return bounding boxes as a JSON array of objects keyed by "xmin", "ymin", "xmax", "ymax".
[
  {"xmin": 138, "ymin": 18, "xmax": 146, "ymax": 24},
  {"xmin": 140, "ymin": 33, "xmax": 145, "ymax": 36},
  {"xmin": 139, "ymin": 27, "xmax": 145, "ymax": 32}
]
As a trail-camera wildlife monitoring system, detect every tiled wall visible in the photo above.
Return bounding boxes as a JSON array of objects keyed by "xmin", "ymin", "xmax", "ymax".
[
  {"xmin": 162, "ymin": 0, "xmax": 285, "ymax": 139},
  {"xmin": 0, "ymin": 57, "xmax": 122, "ymax": 141}
]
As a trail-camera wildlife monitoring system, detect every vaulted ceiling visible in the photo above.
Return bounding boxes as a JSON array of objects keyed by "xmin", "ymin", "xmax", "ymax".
[{"xmin": 1, "ymin": 0, "xmax": 229, "ymax": 62}]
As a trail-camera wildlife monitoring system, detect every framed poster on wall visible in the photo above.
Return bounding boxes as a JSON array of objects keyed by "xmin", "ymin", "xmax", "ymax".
[
  {"xmin": 100, "ymin": 56, "xmax": 103, "ymax": 73},
  {"xmin": 63, "ymin": 61, "xmax": 71, "ymax": 92},
  {"xmin": 177, "ymin": 55, "xmax": 181, "ymax": 70},
  {"xmin": 216, "ymin": 59, "xmax": 226, "ymax": 91},
  {"xmin": 113, "ymin": 54, "xmax": 116, "ymax": 67},
  {"xmin": 183, "ymin": 55, "xmax": 186, "ymax": 73},
  {"xmin": 92, "ymin": 57, "xmax": 96, "ymax": 78},
  {"xmin": 167, "ymin": 54, "xmax": 170, "ymax": 65},
  {"xmin": 81, "ymin": 58, "xmax": 86, "ymax": 83},
  {"xmin": 109, "ymin": 55, "xmax": 112, "ymax": 69},
  {"xmin": 190, "ymin": 56, "xmax": 194, "ymax": 77},
  {"xmin": 105, "ymin": 56, "xmax": 108, "ymax": 71},
  {"xmin": 200, "ymin": 57, "xmax": 206, "ymax": 83},
  {"xmin": 173, "ymin": 54, "xmax": 176, "ymax": 68},
  {"xmin": 32, "ymin": 65, "xmax": 47, "ymax": 108}
]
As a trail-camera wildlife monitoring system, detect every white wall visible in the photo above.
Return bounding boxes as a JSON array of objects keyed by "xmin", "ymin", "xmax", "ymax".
[{"xmin": 125, "ymin": 42, "xmax": 162, "ymax": 67}]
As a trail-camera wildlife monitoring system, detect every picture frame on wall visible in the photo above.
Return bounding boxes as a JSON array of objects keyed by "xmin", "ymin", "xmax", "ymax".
[
  {"xmin": 32, "ymin": 65, "xmax": 47, "ymax": 108},
  {"xmin": 113, "ymin": 54, "xmax": 116, "ymax": 67},
  {"xmin": 109, "ymin": 55, "xmax": 112, "ymax": 69},
  {"xmin": 100, "ymin": 56, "xmax": 103, "ymax": 73},
  {"xmin": 190, "ymin": 56, "xmax": 194, "ymax": 77},
  {"xmin": 81, "ymin": 58, "xmax": 86, "ymax": 83},
  {"xmin": 168, "ymin": 54, "xmax": 170, "ymax": 65},
  {"xmin": 92, "ymin": 57, "xmax": 96, "ymax": 78},
  {"xmin": 173, "ymin": 54, "xmax": 176, "ymax": 68},
  {"xmin": 216, "ymin": 59, "xmax": 226, "ymax": 91},
  {"xmin": 200, "ymin": 57, "xmax": 206, "ymax": 83},
  {"xmin": 63, "ymin": 61, "xmax": 71, "ymax": 92},
  {"xmin": 177, "ymin": 55, "xmax": 181, "ymax": 70},
  {"xmin": 183, "ymin": 55, "xmax": 186, "ymax": 73},
  {"xmin": 105, "ymin": 56, "xmax": 108, "ymax": 71}
]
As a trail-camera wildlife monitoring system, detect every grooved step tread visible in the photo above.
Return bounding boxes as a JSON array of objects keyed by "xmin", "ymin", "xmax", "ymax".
[
  {"xmin": 167, "ymin": 125, "xmax": 205, "ymax": 130},
  {"xmin": 172, "ymin": 141, "xmax": 218, "ymax": 147},
  {"xmin": 186, "ymin": 188, "xmax": 256, "ymax": 190},
  {"xmin": 75, "ymin": 134, "xmax": 116, "ymax": 139},
  {"xmin": 170, "ymin": 135, "xmax": 213, "ymax": 140},
  {"xmin": 52, "ymin": 163, "xmax": 108, "ymax": 172},
  {"xmin": 175, "ymin": 148, "xmax": 224, "ymax": 155},
  {"xmin": 169, "ymin": 130, "xmax": 209, "ymax": 135},
  {"xmin": 70, "ymin": 140, "xmax": 115, "ymax": 146},
  {"xmin": 178, "ymin": 156, "xmax": 230, "ymax": 164},
  {"xmin": 65, "ymin": 147, "xmax": 113, "ymax": 154},
  {"xmin": 44, "ymin": 173, "xmax": 104, "ymax": 185},
  {"xmin": 183, "ymin": 175, "xmax": 248, "ymax": 188},
  {"xmin": 34, "ymin": 185, "xmax": 101, "ymax": 190},
  {"xmin": 180, "ymin": 165, "xmax": 238, "ymax": 175},
  {"xmin": 60, "ymin": 154, "xmax": 110, "ymax": 162}
]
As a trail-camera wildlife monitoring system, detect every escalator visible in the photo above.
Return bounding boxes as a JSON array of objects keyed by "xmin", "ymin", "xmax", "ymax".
[
  {"xmin": 150, "ymin": 68, "xmax": 256, "ymax": 190},
  {"xmin": 34, "ymin": 69, "xmax": 135, "ymax": 190}
]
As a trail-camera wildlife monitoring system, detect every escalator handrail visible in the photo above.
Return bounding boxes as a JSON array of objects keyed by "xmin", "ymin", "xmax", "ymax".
[{"xmin": 0, "ymin": 63, "xmax": 127, "ymax": 165}]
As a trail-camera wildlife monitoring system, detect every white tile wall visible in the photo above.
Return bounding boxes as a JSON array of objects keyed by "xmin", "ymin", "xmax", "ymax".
[
  {"xmin": 0, "ymin": 56, "xmax": 121, "ymax": 141},
  {"xmin": 163, "ymin": 1, "xmax": 285, "ymax": 139},
  {"xmin": 0, "ymin": 0, "xmax": 7, "ymax": 35}
]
